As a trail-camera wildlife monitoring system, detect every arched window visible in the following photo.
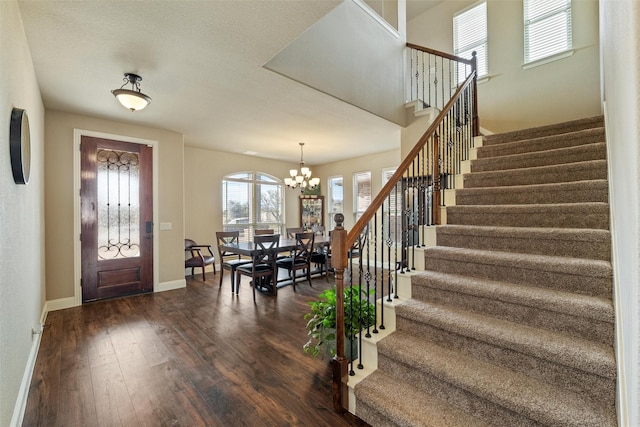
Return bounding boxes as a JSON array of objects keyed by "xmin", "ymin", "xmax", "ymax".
[{"xmin": 222, "ymin": 172, "xmax": 284, "ymax": 241}]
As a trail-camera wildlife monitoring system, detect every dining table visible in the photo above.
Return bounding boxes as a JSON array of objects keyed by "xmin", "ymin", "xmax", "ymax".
[{"xmin": 218, "ymin": 234, "xmax": 330, "ymax": 291}]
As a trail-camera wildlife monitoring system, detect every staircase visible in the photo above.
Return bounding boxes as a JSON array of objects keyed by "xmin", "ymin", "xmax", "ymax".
[{"xmin": 353, "ymin": 116, "xmax": 617, "ymax": 426}]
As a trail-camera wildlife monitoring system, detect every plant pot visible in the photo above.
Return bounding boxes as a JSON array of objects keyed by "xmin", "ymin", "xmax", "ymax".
[{"xmin": 345, "ymin": 336, "xmax": 358, "ymax": 362}]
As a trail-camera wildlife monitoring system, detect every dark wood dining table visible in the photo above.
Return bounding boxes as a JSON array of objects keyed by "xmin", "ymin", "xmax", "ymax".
[
  {"xmin": 218, "ymin": 234, "xmax": 329, "ymax": 257},
  {"xmin": 218, "ymin": 234, "xmax": 330, "ymax": 290}
]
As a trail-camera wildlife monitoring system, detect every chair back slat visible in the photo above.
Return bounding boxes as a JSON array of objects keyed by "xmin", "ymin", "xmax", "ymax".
[
  {"xmin": 216, "ymin": 231, "xmax": 240, "ymax": 259},
  {"xmin": 253, "ymin": 234, "xmax": 280, "ymax": 265},
  {"xmin": 293, "ymin": 232, "xmax": 315, "ymax": 261}
]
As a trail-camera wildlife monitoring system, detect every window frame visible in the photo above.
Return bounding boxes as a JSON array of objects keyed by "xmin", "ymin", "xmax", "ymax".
[
  {"xmin": 327, "ymin": 175, "xmax": 344, "ymax": 230},
  {"xmin": 353, "ymin": 170, "xmax": 372, "ymax": 223},
  {"xmin": 222, "ymin": 171, "xmax": 285, "ymax": 241},
  {"xmin": 523, "ymin": 0, "xmax": 573, "ymax": 65},
  {"xmin": 453, "ymin": 1, "xmax": 488, "ymax": 82}
]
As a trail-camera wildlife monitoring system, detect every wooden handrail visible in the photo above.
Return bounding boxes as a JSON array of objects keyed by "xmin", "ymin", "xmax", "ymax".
[
  {"xmin": 344, "ymin": 70, "xmax": 477, "ymax": 249},
  {"xmin": 406, "ymin": 42, "xmax": 474, "ymax": 66}
]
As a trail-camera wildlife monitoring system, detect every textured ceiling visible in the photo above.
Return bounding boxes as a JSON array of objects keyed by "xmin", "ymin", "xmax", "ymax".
[{"xmin": 17, "ymin": 0, "xmax": 413, "ymax": 165}]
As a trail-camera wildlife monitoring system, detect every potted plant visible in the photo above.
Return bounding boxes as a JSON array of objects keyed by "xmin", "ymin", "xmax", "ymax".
[{"xmin": 303, "ymin": 285, "xmax": 376, "ymax": 359}]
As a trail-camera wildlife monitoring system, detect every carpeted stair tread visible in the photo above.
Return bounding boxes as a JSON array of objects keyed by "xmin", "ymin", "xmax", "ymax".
[
  {"xmin": 446, "ymin": 203, "xmax": 610, "ymax": 230},
  {"xmin": 436, "ymin": 224, "xmax": 611, "ymax": 260},
  {"xmin": 394, "ymin": 299, "xmax": 616, "ymax": 379},
  {"xmin": 472, "ymin": 142, "xmax": 606, "ymax": 172},
  {"xmin": 411, "ymin": 270, "xmax": 614, "ymax": 344},
  {"xmin": 422, "ymin": 246, "xmax": 612, "ymax": 297},
  {"xmin": 462, "ymin": 159, "xmax": 607, "ymax": 188},
  {"xmin": 455, "ymin": 180, "xmax": 609, "ymax": 205},
  {"xmin": 376, "ymin": 332, "xmax": 616, "ymax": 426},
  {"xmin": 477, "ymin": 128, "xmax": 605, "ymax": 159},
  {"xmin": 412, "ymin": 270, "xmax": 614, "ymax": 323},
  {"xmin": 482, "ymin": 116, "xmax": 604, "ymax": 145},
  {"xmin": 354, "ymin": 370, "xmax": 492, "ymax": 427}
]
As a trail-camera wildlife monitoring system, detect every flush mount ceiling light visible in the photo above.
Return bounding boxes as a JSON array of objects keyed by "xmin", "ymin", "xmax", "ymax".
[
  {"xmin": 284, "ymin": 142, "xmax": 320, "ymax": 191},
  {"xmin": 111, "ymin": 73, "xmax": 151, "ymax": 112}
]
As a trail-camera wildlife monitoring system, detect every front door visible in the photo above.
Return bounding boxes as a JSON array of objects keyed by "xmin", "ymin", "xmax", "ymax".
[{"xmin": 80, "ymin": 136, "xmax": 153, "ymax": 302}]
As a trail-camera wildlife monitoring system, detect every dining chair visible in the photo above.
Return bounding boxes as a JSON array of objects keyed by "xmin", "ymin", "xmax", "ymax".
[
  {"xmin": 311, "ymin": 231, "xmax": 332, "ymax": 282},
  {"xmin": 254, "ymin": 229, "xmax": 275, "ymax": 235},
  {"xmin": 236, "ymin": 234, "xmax": 280, "ymax": 301},
  {"xmin": 276, "ymin": 232, "xmax": 315, "ymax": 291},
  {"xmin": 286, "ymin": 227, "xmax": 304, "ymax": 238},
  {"xmin": 184, "ymin": 239, "xmax": 216, "ymax": 281},
  {"xmin": 216, "ymin": 231, "xmax": 251, "ymax": 293}
]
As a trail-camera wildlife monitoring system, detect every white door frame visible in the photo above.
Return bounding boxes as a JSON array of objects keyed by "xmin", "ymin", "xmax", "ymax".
[{"xmin": 73, "ymin": 129, "xmax": 159, "ymax": 306}]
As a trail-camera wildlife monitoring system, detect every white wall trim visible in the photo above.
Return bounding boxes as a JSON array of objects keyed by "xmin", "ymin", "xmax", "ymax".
[
  {"xmin": 73, "ymin": 129, "xmax": 159, "ymax": 305},
  {"xmin": 352, "ymin": 0, "xmax": 400, "ymax": 39},
  {"xmin": 9, "ymin": 305, "xmax": 48, "ymax": 427},
  {"xmin": 45, "ymin": 297, "xmax": 77, "ymax": 313},
  {"xmin": 156, "ymin": 279, "xmax": 186, "ymax": 293},
  {"xmin": 603, "ymin": 102, "xmax": 628, "ymax": 427}
]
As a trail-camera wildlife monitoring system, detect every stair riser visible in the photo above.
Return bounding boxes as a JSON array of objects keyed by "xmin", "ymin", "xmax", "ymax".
[
  {"xmin": 422, "ymin": 255, "xmax": 612, "ymax": 298},
  {"xmin": 354, "ymin": 402, "xmax": 398, "ymax": 427},
  {"xmin": 392, "ymin": 316, "xmax": 616, "ymax": 408},
  {"xmin": 472, "ymin": 143, "xmax": 606, "ymax": 172},
  {"xmin": 463, "ymin": 162, "xmax": 607, "ymax": 188},
  {"xmin": 376, "ymin": 353, "xmax": 540, "ymax": 427},
  {"xmin": 436, "ymin": 230, "xmax": 611, "ymax": 260},
  {"xmin": 478, "ymin": 130, "xmax": 605, "ymax": 159},
  {"xmin": 482, "ymin": 117, "xmax": 604, "ymax": 145},
  {"xmin": 446, "ymin": 207, "xmax": 610, "ymax": 230},
  {"xmin": 456, "ymin": 186, "xmax": 609, "ymax": 205},
  {"xmin": 411, "ymin": 282, "xmax": 614, "ymax": 345}
]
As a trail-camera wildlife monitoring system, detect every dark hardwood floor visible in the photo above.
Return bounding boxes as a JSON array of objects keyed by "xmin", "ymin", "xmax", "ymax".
[{"xmin": 23, "ymin": 271, "xmax": 359, "ymax": 426}]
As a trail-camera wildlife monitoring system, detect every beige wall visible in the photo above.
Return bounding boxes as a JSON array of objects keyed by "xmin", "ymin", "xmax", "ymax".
[
  {"xmin": 408, "ymin": 0, "xmax": 601, "ymax": 133},
  {"xmin": 0, "ymin": 2, "xmax": 46, "ymax": 425},
  {"xmin": 313, "ymin": 149, "xmax": 402, "ymax": 232},
  {"xmin": 184, "ymin": 146, "xmax": 402, "ymax": 252},
  {"xmin": 45, "ymin": 110, "xmax": 185, "ymax": 300},
  {"xmin": 184, "ymin": 146, "xmax": 300, "ymax": 258},
  {"xmin": 600, "ymin": 1, "xmax": 640, "ymax": 424}
]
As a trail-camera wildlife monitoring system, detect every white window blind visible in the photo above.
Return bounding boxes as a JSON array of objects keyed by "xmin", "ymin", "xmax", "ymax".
[
  {"xmin": 222, "ymin": 172, "xmax": 284, "ymax": 241},
  {"xmin": 327, "ymin": 176, "xmax": 343, "ymax": 229},
  {"xmin": 353, "ymin": 171, "xmax": 371, "ymax": 222},
  {"xmin": 524, "ymin": 0, "xmax": 572, "ymax": 63},
  {"xmin": 382, "ymin": 168, "xmax": 402, "ymax": 242},
  {"xmin": 453, "ymin": 2, "xmax": 488, "ymax": 82}
]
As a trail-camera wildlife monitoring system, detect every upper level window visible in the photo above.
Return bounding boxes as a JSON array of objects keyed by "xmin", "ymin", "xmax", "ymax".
[
  {"xmin": 353, "ymin": 171, "xmax": 371, "ymax": 222},
  {"xmin": 524, "ymin": 0, "xmax": 572, "ymax": 63},
  {"xmin": 327, "ymin": 176, "xmax": 343, "ymax": 230},
  {"xmin": 453, "ymin": 2, "xmax": 488, "ymax": 82},
  {"xmin": 222, "ymin": 172, "xmax": 284, "ymax": 241}
]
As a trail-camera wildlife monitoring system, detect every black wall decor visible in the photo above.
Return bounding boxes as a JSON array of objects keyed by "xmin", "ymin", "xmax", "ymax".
[{"xmin": 10, "ymin": 107, "xmax": 31, "ymax": 184}]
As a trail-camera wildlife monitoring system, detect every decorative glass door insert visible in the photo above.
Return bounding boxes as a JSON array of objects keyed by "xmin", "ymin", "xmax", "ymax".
[{"xmin": 97, "ymin": 149, "xmax": 141, "ymax": 259}]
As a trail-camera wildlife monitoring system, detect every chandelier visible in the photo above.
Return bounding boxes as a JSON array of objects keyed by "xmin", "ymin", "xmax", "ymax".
[
  {"xmin": 112, "ymin": 73, "xmax": 152, "ymax": 112},
  {"xmin": 284, "ymin": 142, "xmax": 320, "ymax": 191}
]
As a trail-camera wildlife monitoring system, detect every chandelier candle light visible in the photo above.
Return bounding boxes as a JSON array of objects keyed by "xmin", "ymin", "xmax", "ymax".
[
  {"xmin": 284, "ymin": 142, "xmax": 320, "ymax": 191},
  {"xmin": 112, "ymin": 73, "xmax": 152, "ymax": 112}
]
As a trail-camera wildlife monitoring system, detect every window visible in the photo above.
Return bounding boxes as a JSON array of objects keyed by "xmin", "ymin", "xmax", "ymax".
[
  {"xmin": 222, "ymin": 172, "xmax": 284, "ymax": 241},
  {"xmin": 353, "ymin": 171, "xmax": 371, "ymax": 222},
  {"xmin": 453, "ymin": 2, "xmax": 488, "ymax": 82},
  {"xmin": 382, "ymin": 168, "xmax": 401, "ymax": 242},
  {"xmin": 524, "ymin": 0, "xmax": 572, "ymax": 64},
  {"xmin": 327, "ymin": 176, "xmax": 343, "ymax": 229}
]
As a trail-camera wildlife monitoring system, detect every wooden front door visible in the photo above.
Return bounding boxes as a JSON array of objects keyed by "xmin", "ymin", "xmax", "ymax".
[{"xmin": 80, "ymin": 136, "xmax": 153, "ymax": 302}]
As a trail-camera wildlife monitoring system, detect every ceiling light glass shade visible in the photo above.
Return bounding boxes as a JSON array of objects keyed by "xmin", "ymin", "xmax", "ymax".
[
  {"xmin": 112, "ymin": 89, "xmax": 151, "ymax": 111},
  {"xmin": 284, "ymin": 142, "xmax": 319, "ymax": 192},
  {"xmin": 112, "ymin": 73, "xmax": 152, "ymax": 112}
]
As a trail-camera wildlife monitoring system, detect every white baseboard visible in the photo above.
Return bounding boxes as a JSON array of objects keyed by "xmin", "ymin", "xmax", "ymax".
[
  {"xmin": 155, "ymin": 279, "xmax": 186, "ymax": 292},
  {"xmin": 45, "ymin": 296, "xmax": 77, "ymax": 312},
  {"xmin": 10, "ymin": 305, "xmax": 48, "ymax": 427}
]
